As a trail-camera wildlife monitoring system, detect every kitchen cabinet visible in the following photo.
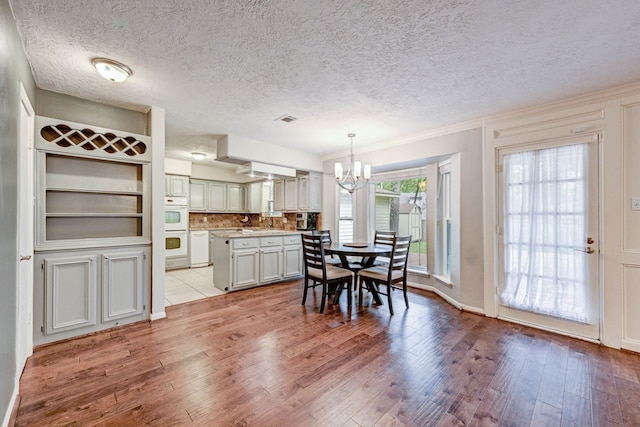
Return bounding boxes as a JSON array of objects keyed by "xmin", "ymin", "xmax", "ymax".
[
  {"xmin": 259, "ymin": 236, "xmax": 283, "ymax": 283},
  {"xmin": 283, "ymin": 234, "xmax": 303, "ymax": 278},
  {"xmin": 273, "ymin": 179, "xmax": 284, "ymax": 212},
  {"xmin": 34, "ymin": 246, "xmax": 148, "ymax": 345},
  {"xmin": 227, "ymin": 183, "xmax": 245, "ymax": 212},
  {"xmin": 284, "ymin": 178, "xmax": 298, "ymax": 211},
  {"xmin": 190, "ymin": 179, "xmax": 248, "ymax": 212},
  {"xmin": 246, "ymin": 182, "xmax": 264, "ymax": 213},
  {"xmin": 298, "ymin": 172, "xmax": 322, "ymax": 212},
  {"xmin": 213, "ymin": 232, "xmax": 302, "ymax": 291},
  {"xmin": 189, "ymin": 180, "xmax": 207, "ymax": 211},
  {"xmin": 165, "ymin": 174, "xmax": 188, "ymax": 197},
  {"xmin": 273, "ymin": 173, "xmax": 322, "ymax": 212}
]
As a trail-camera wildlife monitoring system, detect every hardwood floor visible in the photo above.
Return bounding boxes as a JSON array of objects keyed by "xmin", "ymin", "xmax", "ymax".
[{"xmin": 14, "ymin": 281, "xmax": 640, "ymax": 426}]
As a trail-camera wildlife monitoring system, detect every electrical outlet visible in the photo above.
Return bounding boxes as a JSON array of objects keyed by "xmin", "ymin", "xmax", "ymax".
[
  {"xmin": 283, "ymin": 218, "xmax": 287, "ymax": 223},
  {"xmin": 632, "ymin": 197, "xmax": 640, "ymax": 211},
  {"xmin": 203, "ymin": 216, "xmax": 208, "ymax": 222}
]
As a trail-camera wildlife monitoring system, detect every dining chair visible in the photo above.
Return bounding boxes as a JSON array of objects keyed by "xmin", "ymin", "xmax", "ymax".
[
  {"xmin": 358, "ymin": 235, "xmax": 412, "ymax": 315},
  {"xmin": 366, "ymin": 230, "xmax": 396, "ymax": 267},
  {"xmin": 312, "ymin": 229, "xmax": 342, "ymax": 266},
  {"xmin": 301, "ymin": 234, "xmax": 355, "ymax": 313}
]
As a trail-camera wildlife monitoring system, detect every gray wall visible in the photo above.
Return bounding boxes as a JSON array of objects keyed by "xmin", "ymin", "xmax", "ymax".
[
  {"xmin": 37, "ymin": 89, "xmax": 148, "ymax": 135},
  {"xmin": 0, "ymin": 0, "xmax": 36, "ymax": 421}
]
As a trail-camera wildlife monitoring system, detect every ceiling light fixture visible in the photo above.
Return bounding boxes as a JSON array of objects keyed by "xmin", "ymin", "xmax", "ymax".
[
  {"xmin": 92, "ymin": 58, "xmax": 132, "ymax": 83},
  {"xmin": 191, "ymin": 152, "xmax": 206, "ymax": 160},
  {"xmin": 334, "ymin": 133, "xmax": 371, "ymax": 194}
]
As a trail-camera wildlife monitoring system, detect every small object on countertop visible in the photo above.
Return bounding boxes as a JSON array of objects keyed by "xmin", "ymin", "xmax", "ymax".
[{"xmin": 240, "ymin": 215, "xmax": 250, "ymax": 223}]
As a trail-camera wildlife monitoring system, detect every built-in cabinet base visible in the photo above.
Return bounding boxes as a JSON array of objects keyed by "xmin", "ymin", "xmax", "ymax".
[{"xmin": 33, "ymin": 245, "xmax": 150, "ymax": 346}]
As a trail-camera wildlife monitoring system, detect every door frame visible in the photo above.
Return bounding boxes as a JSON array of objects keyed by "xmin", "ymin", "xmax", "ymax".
[
  {"xmin": 496, "ymin": 134, "xmax": 601, "ymax": 341},
  {"xmin": 484, "ymin": 126, "xmax": 604, "ymax": 342},
  {"xmin": 16, "ymin": 82, "xmax": 35, "ymax": 381}
]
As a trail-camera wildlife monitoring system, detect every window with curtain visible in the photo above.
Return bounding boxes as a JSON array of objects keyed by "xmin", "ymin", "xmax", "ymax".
[
  {"xmin": 501, "ymin": 143, "xmax": 590, "ymax": 323},
  {"xmin": 373, "ymin": 167, "xmax": 427, "ymax": 272},
  {"xmin": 436, "ymin": 160, "xmax": 451, "ymax": 278},
  {"xmin": 338, "ymin": 188, "xmax": 353, "ymax": 243}
]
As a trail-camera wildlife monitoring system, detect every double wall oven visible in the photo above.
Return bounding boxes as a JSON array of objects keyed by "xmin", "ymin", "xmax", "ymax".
[{"xmin": 165, "ymin": 197, "xmax": 188, "ymax": 268}]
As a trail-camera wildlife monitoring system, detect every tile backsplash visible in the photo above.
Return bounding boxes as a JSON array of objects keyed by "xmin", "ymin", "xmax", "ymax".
[{"xmin": 190, "ymin": 213, "xmax": 298, "ymax": 231}]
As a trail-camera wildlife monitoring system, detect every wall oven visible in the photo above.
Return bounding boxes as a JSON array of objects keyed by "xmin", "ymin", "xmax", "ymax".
[
  {"xmin": 165, "ymin": 230, "xmax": 188, "ymax": 258},
  {"xmin": 165, "ymin": 197, "xmax": 188, "ymax": 231}
]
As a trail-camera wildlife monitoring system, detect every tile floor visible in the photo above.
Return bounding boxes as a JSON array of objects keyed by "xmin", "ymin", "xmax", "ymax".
[{"xmin": 164, "ymin": 266, "xmax": 225, "ymax": 306}]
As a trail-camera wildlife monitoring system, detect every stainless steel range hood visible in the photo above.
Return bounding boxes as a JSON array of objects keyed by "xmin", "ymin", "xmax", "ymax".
[{"xmin": 236, "ymin": 161, "xmax": 296, "ymax": 179}]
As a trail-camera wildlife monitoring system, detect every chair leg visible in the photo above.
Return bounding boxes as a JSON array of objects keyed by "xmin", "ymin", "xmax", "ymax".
[
  {"xmin": 346, "ymin": 279, "xmax": 352, "ymax": 307},
  {"xmin": 387, "ymin": 284, "xmax": 394, "ymax": 315},
  {"xmin": 403, "ymin": 282, "xmax": 409, "ymax": 308},
  {"xmin": 320, "ymin": 282, "xmax": 327, "ymax": 313},
  {"xmin": 302, "ymin": 278, "xmax": 309, "ymax": 305},
  {"xmin": 358, "ymin": 276, "xmax": 363, "ymax": 305}
]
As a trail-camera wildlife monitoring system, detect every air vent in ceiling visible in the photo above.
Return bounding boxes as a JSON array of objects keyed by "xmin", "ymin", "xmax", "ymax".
[{"xmin": 275, "ymin": 114, "xmax": 297, "ymax": 123}]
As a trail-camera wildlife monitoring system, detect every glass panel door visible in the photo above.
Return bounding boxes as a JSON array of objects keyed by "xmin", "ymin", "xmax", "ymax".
[{"xmin": 498, "ymin": 136, "xmax": 599, "ymax": 340}]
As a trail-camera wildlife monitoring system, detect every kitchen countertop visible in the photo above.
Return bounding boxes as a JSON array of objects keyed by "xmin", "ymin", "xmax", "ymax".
[{"xmin": 208, "ymin": 228, "xmax": 303, "ymax": 238}]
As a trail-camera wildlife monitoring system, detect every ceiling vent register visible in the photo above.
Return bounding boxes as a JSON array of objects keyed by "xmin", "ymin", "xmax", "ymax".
[{"xmin": 40, "ymin": 123, "xmax": 147, "ymax": 157}]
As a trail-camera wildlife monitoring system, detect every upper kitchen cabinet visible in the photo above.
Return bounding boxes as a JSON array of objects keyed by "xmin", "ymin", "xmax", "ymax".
[
  {"xmin": 189, "ymin": 179, "xmax": 246, "ymax": 213},
  {"xmin": 34, "ymin": 116, "xmax": 151, "ymax": 250},
  {"xmin": 273, "ymin": 172, "xmax": 322, "ymax": 212},
  {"xmin": 165, "ymin": 174, "xmax": 188, "ymax": 198},
  {"xmin": 298, "ymin": 172, "xmax": 322, "ymax": 212}
]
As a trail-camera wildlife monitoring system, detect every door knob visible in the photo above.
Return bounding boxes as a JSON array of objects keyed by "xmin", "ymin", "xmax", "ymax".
[
  {"xmin": 586, "ymin": 237, "xmax": 594, "ymax": 244},
  {"xmin": 574, "ymin": 247, "xmax": 595, "ymax": 254}
]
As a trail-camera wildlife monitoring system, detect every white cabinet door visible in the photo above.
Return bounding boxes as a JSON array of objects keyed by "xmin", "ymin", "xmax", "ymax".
[
  {"xmin": 274, "ymin": 180, "xmax": 284, "ymax": 211},
  {"xmin": 207, "ymin": 182, "xmax": 227, "ymax": 212},
  {"xmin": 189, "ymin": 180, "xmax": 207, "ymax": 211},
  {"xmin": 260, "ymin": 247, "xmax": 282, "ymax": 283},
  {"xmin": 227, "ymin": 183, "xmax": 245, "ymax": 212},
  {"xmin": 283, "ymin": 245, "xmax": 303, "ymax": 278},
  {"xmin": 44, "ymin": 254, "xmax": 98, "ymax": 335},
  {"xmin": 102, "ymin": 250, "xmax": 144, "ymax": 322},
  {"xmin": 247, "ymin": 182, "xmax": 263, "ymax": 213},
  {"xmin": 284, "ymin": 178, "xmax": 298, "ymax": 211},
  {"xmin": 297, "ymin": 176, "xmax": 309, "ymax": 211},
  {"xmin": 308, "ymin": 172, "xmax": 322, "ymax": 212},
  {"xmin": 232, "ymin": 249, "xmax": 259, "ymax": 289},
  {"xmin": 169, "ymin": 175, "xmax": 188, "ymax": 197}
]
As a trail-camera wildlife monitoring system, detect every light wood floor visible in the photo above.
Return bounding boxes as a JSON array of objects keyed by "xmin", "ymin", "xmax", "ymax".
[{"xmin": 13, "ymin": 281, "xmax": 640, "ymax": 426}]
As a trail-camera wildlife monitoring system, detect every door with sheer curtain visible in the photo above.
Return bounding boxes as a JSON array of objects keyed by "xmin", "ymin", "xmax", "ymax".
[{"xmin": 497, "ymin": 135, "xmax": 600, "ymax": 340}]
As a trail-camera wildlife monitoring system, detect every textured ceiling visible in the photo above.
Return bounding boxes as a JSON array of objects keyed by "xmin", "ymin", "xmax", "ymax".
[{"xmin": 9, "ymin": 0, "xmax": 640, "ymax": 165}]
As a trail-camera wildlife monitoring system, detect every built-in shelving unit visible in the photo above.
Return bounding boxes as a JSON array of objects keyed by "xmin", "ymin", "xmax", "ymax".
[{"xmin": 33, "ymin": 116, "xmax": 152, "ymax": 345}]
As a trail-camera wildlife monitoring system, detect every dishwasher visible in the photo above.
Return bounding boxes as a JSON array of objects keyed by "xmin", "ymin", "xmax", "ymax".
[{"xmin": 189, "ymin": 230, "xmax": 209, "ymax": 268}]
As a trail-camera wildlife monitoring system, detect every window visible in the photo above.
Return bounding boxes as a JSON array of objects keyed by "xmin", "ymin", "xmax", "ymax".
[
  {"xmin": 373, "ymin": 169, "xmax": 427, "ymax": 272},
  {"xmin": 338, "ymin": 188, "xmax": 353, "ymax": 243},
  {"xmin": 436, "ymin": 159, "xmax": 451, "ymax": 278}
]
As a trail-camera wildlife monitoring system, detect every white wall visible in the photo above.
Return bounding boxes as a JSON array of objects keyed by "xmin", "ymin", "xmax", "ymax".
[{"xmin": 483, "ymin": 83, "xmax": 640, "ymax": 350}]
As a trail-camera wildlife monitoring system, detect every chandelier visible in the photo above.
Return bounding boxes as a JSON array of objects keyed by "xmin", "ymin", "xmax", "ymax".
[{"xmin": 334, "ymin": 133, "xmax": 371, "ymax": 193}]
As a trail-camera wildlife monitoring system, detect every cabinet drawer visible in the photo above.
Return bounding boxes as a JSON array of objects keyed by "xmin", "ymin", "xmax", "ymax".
[
  {"xmin": 231, "ymin": 238, "xmax": 259, "ymax": 250},
  {"xmin": 283, "ymin": 235, "xmax": 301, "ymax": 246},
  {"xmin": 260, "ymin": 236, "xmax": 283, "ymax": 247}
]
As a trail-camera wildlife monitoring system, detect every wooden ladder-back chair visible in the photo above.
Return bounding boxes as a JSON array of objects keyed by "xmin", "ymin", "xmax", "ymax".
[
  {"xmin": 358, "ymin": 235, "xmax": 412, "ymax": 315},
  {"xmin": 301, "ymin": 234, "xmax": 354, "ymax": 313},
  {"xmin": 312, "ymin": 229, "xmax": 341, "ymax": 266}
]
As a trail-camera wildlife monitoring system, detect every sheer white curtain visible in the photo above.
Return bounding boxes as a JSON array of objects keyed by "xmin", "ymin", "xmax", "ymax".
[{"xmin": 501, "ymin": 143, "xmax": 590, "ymax": 323}]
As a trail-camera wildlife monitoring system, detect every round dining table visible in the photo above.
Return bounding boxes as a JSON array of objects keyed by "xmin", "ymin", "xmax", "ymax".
[{"xmin": 324, "ymin": 242, "xmax": 393, "ymax": 305}]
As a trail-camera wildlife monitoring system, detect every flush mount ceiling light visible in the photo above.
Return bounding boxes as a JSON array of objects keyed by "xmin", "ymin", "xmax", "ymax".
[
  {"xmin": 191, "ymin": 152, "xmax": 206, "ymax": 160},
  {"xmin": 91, "ymin": 58, "xmax": 132, "ymax": 82},
  {"xmin": 334, "ymin": 133, "xmax": 371, "ymax": 194}
]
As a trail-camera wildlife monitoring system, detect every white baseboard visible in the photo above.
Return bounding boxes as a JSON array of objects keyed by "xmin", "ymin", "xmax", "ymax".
[
  {"xmin": 2, "ymin": 384, "xmax": 18, "ymax": 427},
  {"xmin": 408, "ymin": 282, "xmax": 485, "ymax": 316},
  {"xmin": 149, "ymin": 311, "xmax": 166, "ymax": 321}
]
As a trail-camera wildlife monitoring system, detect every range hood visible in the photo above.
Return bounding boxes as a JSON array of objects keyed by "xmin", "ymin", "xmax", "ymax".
[{"xmin": 236, "ymin": 161, "xmax": 296, "ymax": 179}]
